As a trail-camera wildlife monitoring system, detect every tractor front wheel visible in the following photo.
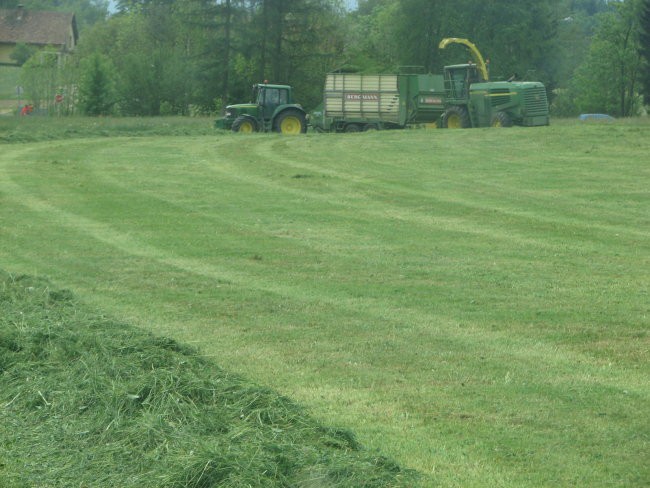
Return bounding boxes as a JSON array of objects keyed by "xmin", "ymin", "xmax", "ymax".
[
  {"xmin": 232, "ymin": 116, "xmax": 258, "ymax": 133},
  {"xmin": 490, "ymin": 111, "xmax": 513, "ymax": 128},
  {"xmin": 275, "ymin": 110, "xmax": 307, "ymax": 134},
  {"xmin": 442, "ymin": 106, "xmax": 471, "ymax": 129}
]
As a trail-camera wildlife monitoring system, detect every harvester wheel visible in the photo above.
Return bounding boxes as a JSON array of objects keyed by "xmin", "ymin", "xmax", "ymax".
[
  {"xmin": 275, "ymin": 109, "xmax": 307, "ymax": 134},
  {"xmin": 232, "ymin": 116, "xmax": 258, "ymax": 133},
  {"xmin": 442, "ymin": 106, "xmax": 471, "ymax": 129},
  {"xmin": 491, "ymin": 111, "xmax": 513, "ymax": 128}
]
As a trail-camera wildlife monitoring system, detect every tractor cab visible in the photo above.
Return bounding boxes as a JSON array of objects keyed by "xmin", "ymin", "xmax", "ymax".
[{"xmin": 255, "ymin": 84, "xmax": 290, "ymax": 119}]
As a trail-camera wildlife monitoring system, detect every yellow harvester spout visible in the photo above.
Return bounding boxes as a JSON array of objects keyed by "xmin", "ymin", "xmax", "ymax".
[{"xmin": 439, "ymin": 38, "xmax": 489, "ymax": 82}]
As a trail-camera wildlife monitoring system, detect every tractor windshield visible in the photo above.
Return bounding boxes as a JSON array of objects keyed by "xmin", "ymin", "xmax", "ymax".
[
  {"xmin": 257, "ymin": 88, "xmax": 288, "ymax": 105},
  {"xmin": 258, "ymin": 87, "xmax": 289, "ymax": 119}
]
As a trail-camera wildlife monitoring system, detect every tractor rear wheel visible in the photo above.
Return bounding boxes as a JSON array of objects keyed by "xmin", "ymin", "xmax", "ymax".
[
  {"xmin": 275, "ymin": 109, "xmax": 307, "ymax": 134},
  {"xmin": 490, "ymin": 111, "xmax": 513, "ymax": 128},
  {"xmin": 232, "ymin": 116, "xmax": 258, "ymax": 133},
  {"xmin": 442, "ymin": 106, "xmax": 471, "ymax": 129}
]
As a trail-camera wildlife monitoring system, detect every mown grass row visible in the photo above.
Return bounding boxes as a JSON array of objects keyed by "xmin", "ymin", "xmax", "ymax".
[
  {"xmin": 0, "ymin": 115, "xmax": 217, "ymax": 142},
  {"xmin": 0, "ymin": 271, "xmax": 418, "ymax": 487},
  {"xmin": 2, "ymin": 113, "xmax": 649, "ymax": 144}
]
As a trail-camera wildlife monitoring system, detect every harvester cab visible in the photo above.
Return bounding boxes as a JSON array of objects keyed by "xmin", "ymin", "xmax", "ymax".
[
  {"xmin": 444, "ymin": 64, "xmax": 481, "ymax": 100},
  {"xmin": 215, "ymin": 83, "xmax": 307, "ymax": 134},
  {"xmin": 438, "ymin": 38, "xmax": 549, "ymax": 128}
]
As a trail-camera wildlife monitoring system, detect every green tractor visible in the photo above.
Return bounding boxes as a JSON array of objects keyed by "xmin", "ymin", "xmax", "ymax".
[
  {"xmin": 439, "ymin": 38, "xmax": 549, "ymax": 128},
  {"xmin": 215, "ymin": 83, "xmax": 307, "ymax": 134}
]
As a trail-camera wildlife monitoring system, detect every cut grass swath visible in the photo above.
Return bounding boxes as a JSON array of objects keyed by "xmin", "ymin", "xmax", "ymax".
[{"xmin": 0, "ymin": 271, "xmax": 419, "ymax": 487}]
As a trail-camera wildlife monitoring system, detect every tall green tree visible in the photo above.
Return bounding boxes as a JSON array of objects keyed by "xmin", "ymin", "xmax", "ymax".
[
  {"xmin": 78, "ymin": 52, "xmax": 117, "ymax": 115},
  {"xmin": 226, "ymin": 0, "xmax": 344, "ymax": 107},
  {"xmin": 174, "ymin": 0, "xmax": 242, "ymax": 109},
  {"xmin": 572, "ymin": 0, "xmax": 643, "ymax": 116},
  {"xmin": 554, "ymin": 1, "xmax": 605, "ymax": 88},
  {"xmin": 347, "ymin": 0, "xmax": 561, "ymax": 86},
  {"xmin": 78, "ymin": 3, "xmax": 195, "ymax": 115},
  {"xmin": 81, "ymin": 0, "xmax": 345, "ymax": 113},
  {"xmin": 566, "ymin": 0, "xmax": 608, "ymax": 16},
  {"xmin": 338, "ymin": 0, "xmax": 396, "ymax": 72},
  {"xmin": 394, "ymin": 0, "xmax": 449, "ymax": 72},
  {"xmin": 639, "ymin": 0, "xmax": 650, "ymax": 103},
  {"xmin": 445, "ymin": 0, "xmax": 562, "ymax": 87}
]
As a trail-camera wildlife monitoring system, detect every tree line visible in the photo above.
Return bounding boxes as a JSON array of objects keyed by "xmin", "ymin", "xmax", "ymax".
[{"xmin": 6, "ymin": 0, "xmax": 650, "ymax": 117}]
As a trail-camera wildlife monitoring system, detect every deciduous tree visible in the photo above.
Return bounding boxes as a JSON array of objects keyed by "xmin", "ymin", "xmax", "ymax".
[{"xmin": 572, "ymin": 0, "xmax": 643, "ymax": 116}]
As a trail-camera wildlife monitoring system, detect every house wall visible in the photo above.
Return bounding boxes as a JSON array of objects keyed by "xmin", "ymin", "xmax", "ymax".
[
  {"xmin": 66, "ymin": 25, "xmax": 76, "ymax": 52},
  {"xmin": 0, "ymin": 43, "xmax": 17, "ymax": 65},
  {"xmin": 0, "ymin": 42, "xmax": 72, "ymax": 66}
]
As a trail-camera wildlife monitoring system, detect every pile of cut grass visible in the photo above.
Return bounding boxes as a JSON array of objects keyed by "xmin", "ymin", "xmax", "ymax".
[{"xmin": 0, "ymin": 271, "xmax": 418, "ymax": 487}]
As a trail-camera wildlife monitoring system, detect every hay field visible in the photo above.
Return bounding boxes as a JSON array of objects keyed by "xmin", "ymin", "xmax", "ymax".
[{"xmin": 1, "ymin": 119, "xmax": 648, "ymax": 487}]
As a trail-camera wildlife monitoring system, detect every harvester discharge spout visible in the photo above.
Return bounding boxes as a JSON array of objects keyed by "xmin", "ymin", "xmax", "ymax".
[{"xmin": 439, "ymin": 37, "xmax": 489, "ymax": 82}]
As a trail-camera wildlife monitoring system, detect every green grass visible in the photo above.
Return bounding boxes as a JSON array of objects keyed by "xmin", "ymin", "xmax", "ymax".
[
  {"xmin": 1, "ymin": 118, "xmax": 648, "ymax": 487},
  {"xmin": 1, "ymin": 272, "xmax": 417, "ymax": 487},
  {"xmin": 0, "ymin": 115, "xmax": 217, "ymax": 141}
]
